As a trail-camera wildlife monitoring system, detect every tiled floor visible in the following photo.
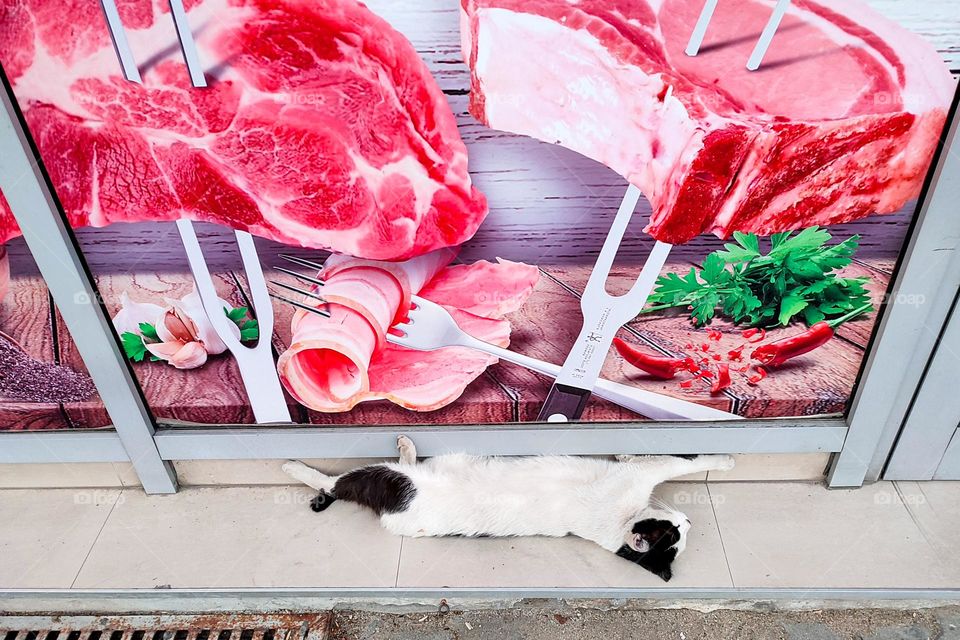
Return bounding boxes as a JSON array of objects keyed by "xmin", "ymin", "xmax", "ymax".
[{"xmin": 1, "ymin": 481, "xmax": 958, "ymax": 590}]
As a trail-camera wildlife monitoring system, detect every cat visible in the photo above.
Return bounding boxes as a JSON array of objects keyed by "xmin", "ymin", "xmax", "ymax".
[{"xmin": 282, "ymin": 436, "xmax": 735, "ymax": 581}]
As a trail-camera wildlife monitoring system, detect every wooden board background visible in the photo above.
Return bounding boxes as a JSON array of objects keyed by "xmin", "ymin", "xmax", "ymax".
[{"xmin": 0, "ymin": 0, "xmax": 955, "ymax": 428}]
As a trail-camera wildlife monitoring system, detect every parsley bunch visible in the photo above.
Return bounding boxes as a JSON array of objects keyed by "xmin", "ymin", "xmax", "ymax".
[{"xmin": 643, "ymin": 227, "xmax": 873, "ymax": 327}]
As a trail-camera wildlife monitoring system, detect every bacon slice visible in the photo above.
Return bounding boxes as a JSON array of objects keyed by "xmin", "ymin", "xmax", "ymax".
[{"xmin": 276, "ymin": 252, "xmax": 539, "ymax": 412}]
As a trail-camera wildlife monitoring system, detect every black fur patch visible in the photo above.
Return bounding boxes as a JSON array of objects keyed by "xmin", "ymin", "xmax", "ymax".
[
  {"xmin": 310, "ymin": 489, "xmax": 337, "ymax": 512},
  {"xmin": 616, "ymin": 518, "xmax": 681, "ymax": 581},
  {"xmin": 332, "ymin": 465, "xmax": 416, "ymax": 515}
]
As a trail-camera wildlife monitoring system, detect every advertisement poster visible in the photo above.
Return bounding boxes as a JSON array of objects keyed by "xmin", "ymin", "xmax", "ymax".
[{"xmin": 0, "ymin": 0, "xmax": 955, "ymax": 430}]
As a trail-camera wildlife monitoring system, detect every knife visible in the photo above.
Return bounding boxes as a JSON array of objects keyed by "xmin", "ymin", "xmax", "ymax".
[{"xmin": 537, "ymin": 185, "xmax": 672, "ymax": 422}]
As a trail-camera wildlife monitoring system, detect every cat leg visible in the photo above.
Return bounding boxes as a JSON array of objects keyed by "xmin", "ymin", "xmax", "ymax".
[
  {"xmin": 282, "ymin": 460, "xmax": 337, "ymax": 492},
  {"xmin": 397, "ymin": 434, "xmax": 417, "ymax": 466},
  {"xmin": 619, "ymin": 454, "xmax": 735, "ymax": 483}
]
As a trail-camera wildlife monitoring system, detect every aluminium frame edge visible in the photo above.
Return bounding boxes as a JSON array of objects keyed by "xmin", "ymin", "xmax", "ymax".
[
  {"xmin": 0, "ymin": 70, "xmax": 177, "ymax": 492},
  {"xmin": 828, "ymin": 81, "xmax": 960, "ymax": 487}
]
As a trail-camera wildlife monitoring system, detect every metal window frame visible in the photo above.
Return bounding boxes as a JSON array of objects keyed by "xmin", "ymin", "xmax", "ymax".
[{"xmin": 0, "ymin": 71, "xmax": 957, "ymax": 493}]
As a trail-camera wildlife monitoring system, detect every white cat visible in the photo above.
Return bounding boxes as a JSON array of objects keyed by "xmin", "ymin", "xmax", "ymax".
[{"xmin": 283, "ymin": 436, "xmax": 734, "ymax": 581}]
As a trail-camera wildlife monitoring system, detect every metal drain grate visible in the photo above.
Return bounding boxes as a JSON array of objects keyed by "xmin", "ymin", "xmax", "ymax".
[{"xmin": 0, "ymin": 614, "xmax": 329, "ymax": 640}]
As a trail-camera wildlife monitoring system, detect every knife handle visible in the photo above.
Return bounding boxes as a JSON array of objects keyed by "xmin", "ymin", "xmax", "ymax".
[{"xmin": 537, "ymin": 383, "xmax": 592, "ymax": 422}]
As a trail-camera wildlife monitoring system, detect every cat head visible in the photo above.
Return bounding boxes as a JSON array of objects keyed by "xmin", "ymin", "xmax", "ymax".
[{"xmin": 616, "ymin": 507, "xmax": 691, "ymax": 582}]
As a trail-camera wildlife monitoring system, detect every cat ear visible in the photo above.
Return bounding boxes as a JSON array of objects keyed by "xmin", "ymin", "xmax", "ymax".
[{"xmin": 633, "ymin": 534, "xmax": 651, "ymax": 553}]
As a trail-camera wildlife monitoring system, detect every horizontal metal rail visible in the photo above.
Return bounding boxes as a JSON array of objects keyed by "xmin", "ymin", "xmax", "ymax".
[
  {"xmin": 152, "ymin": 419, "xmax": 848, "ymax": 459},
  {"xmin": 0, "ymin": 431, "xmax": 128, "ymax": 463}
]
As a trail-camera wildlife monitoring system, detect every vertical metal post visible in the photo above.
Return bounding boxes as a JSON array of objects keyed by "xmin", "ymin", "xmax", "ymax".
[
  {"xmin": 0, "ymin": 73, "xmax": 177, "ymax": 494},
  {"xmin": 828, "ymin": 85, "xmax": 960, "ymax": 487}
]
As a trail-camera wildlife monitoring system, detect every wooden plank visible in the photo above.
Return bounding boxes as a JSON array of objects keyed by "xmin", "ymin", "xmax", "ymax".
[
  {"xmin": 265, "ymin": 266, "xmax": 515, "ymax": 426},
  {"xmin": 0, "ymin": 275, "xmax": 71, "ymax": 431},
  {"xmin": 57, "ymin": 272, "xmax": 258, "ymax": 425}
]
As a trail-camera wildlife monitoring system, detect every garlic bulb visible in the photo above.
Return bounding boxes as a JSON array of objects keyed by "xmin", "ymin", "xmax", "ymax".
[{"xmin": 113, "ymin": 287, "xmax": 241, "ymax": 370}]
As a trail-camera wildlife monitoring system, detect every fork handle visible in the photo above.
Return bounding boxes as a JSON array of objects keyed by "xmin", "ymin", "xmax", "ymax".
[{"xmin": 462, "ymin": 336, "xmax": 740, "ymax": 421}]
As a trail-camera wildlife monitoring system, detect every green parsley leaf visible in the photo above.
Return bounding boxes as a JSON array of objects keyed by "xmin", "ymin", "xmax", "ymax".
[
  {"xmin": 139, "ymin": 322, "xmax": 160, "ymax": 342},
  {"xmin": 121, "ymin": 331, "xmax": 148, "ymax": 362}
]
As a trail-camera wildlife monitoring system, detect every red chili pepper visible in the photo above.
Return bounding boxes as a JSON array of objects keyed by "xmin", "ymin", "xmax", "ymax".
[
  {"xmin": 613, "ymin": 338, "xmax": 686, "ymax": 380},
  {"xmin": 742, "ymin": 328, "xmax": 766, "ymax": 343},
  {"xmin": 710, "ymin": 363, "xmax": 731, "ymax": 395},
  {"xmin": 750, "ymin": 302, "xmax": 874, "ymax": 367},
  {"xmin": 751, "ymin": 322, "xmax": 834, "ymax": 367},
  {"xmin": 748, "ymin": 366, "xmax": 768, "ymax": 384},
  {"xmin": 727, "ymin": 345, "xmax": 746, "ymax": 361},
  {"xmin": 712, "ymin": 353, "xmax": 722, "ymax": 361},
  {"xmin": 707, "ymin": 329, "xmax": 723, "ymax": 341},
  {"xmin": 700, "ymin": 343, "xmax": 712, "ymax": 352}
]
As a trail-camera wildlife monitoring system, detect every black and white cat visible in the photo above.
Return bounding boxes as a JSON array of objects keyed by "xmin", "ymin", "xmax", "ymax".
[{"xmin": 282, "ymin": 436, "xmax": 734, "ymax": 581}]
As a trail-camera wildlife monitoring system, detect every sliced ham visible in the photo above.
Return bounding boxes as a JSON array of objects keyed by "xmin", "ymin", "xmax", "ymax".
[
  {"xmin": 461, "ymin": 0, "xmax": 956, "ymax": 243},
  {"xmin": 276, "ymin": 251, "xmax": 539, "ymax": 412}
]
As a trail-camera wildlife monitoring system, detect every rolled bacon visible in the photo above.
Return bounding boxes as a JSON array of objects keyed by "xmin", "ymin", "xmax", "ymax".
[{"xmin": 276, "ymin": 250, "xmax": 539, "ymax": 412}]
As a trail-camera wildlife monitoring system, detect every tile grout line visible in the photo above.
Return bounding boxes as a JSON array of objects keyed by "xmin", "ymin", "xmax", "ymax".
[
  {"xmin": 894, "ymin": 481, "xmax": 946, "ymax": 560},
  {"xmin": 705, "ymin": 482, "xmax": 737, "ymax": 588},
  {"xmin": 69, "ymin": 488, "xmax": 124, "ymax": 589},
  {"xmin": 394, "ymin": 536, "xmax": 404, "ymax": 588}
]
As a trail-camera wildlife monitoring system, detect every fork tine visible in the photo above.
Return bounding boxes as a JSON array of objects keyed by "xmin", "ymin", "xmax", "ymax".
[
  {"xmin": 583, "ymin": 184, "xmax": 642, "ymax": 297},
  {"xmin": 279, "ymin": 254, "xmax": 327, "ymax": 271},
  {"xmin": 269, "ymin": 293, "xmax": 331, "ymax": 318},
  {"xmin": 747, "ymin": 0, "xmax": 790, "ymax": 70},
  {"xmin": 269, "ymin": 279, "xmax": 326, "ymax": 301},
  {"xmin": 685, "ymin": 0, "xmax": 719, "ymax": 56},
  {"xmin": 275, "ymin": 266, "xmax": 326, "ymax": 287},
  {"xmin": 168, "ymin": 0, "xmax": 207, "ymax": 87},
  {"xmin": 99, "ymin": 0, "xmax": 142, "ymax": 82}
]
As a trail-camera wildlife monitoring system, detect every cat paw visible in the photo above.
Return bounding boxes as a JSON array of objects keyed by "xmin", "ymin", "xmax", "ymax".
[
  {"xmin": 712, "ymin": 455, "xmax": 736, "ymax": 471},
  {"xmin": 397, "ymin": 434, "xmax": 414, "ymax": 451},
  {"xmin": 282, "ymin": 460, "xmax": 306, "ymax": 477}
]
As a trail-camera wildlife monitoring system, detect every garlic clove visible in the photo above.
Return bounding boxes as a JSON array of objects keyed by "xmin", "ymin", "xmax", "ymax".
[
  {"xmin": 145, "ymin": 340, "xmax": 208, "ymax": 370},
  {"xmin": 113, "ymin": 292, "xmax": 164, "ymax": 336},
  {"xmin": 156, "ymin": 304, "xmax": 201, "ymax": 343},
  {"xmin": 179, "ymin": 289, "xmax": 241, "ymax": 355}
]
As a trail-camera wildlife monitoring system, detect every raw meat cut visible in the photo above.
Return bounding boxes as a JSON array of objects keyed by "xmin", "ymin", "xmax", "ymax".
[
  {"xmin": 0, "ymin": 0, "xmax": 487, "ymax": 260},
  {"xmin": 461, "ymin": 0, "xmax": 955, "ymax": 244},
  {"xmin": 276, "ymin": 250, "xmax": 539, "ymax": 412}
]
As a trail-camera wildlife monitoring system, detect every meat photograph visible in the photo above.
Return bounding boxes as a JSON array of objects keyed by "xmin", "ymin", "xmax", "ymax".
[{"xmin": 0, "ymin": 0, "xmax": 954, "ymax": 429}]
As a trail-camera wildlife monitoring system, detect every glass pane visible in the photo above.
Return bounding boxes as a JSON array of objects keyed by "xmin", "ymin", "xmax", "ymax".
[
  {"xmin": 0, "ymin": 241, "xmax": 111, "ymax": 430},
  {"xmin": 0, "ymin": 0, "xmax": 953, "ymax": 428}
]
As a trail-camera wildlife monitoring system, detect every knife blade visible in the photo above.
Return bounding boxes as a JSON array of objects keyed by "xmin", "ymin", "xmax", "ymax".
[{"xmin": 537, "ymin": 185, "xmax": 672, "ymax": 422}]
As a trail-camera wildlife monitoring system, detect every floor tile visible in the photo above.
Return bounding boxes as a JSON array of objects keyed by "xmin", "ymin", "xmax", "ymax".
[
  {"xmin": 73, "ymin": 486, "xmax": 401, "ymax": 588},
  {"xmin": 712, "ymin": 482, "xmax": 955, "ymax": 588},
  {"xmin": 0, "ymin": 488, "xmax": 120, "ymax": 588},
  {"xmin": 396, "ymin": 483, "xmax": 731, "ymax": 588},
  {"xmin": 0, "ymin": 464, "xmax": 123, "ymax": 489},
  {"xmin": 897, "ymin": 481, "xmax": 960, "ymax": 568},
  {"xmin": 707, "ymin": 454, "xmax": 829, "ymax": 482},
  {"xmin": 173, "ymin": 459, "xmax": 388, "ymax": 487}
]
